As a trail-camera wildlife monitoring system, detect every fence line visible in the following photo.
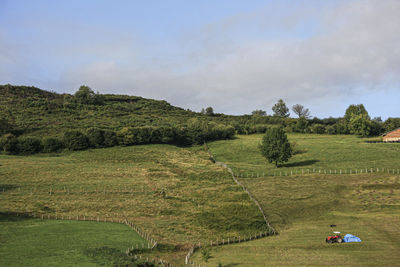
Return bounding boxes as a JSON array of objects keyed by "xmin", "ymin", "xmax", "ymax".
[
  {"xmin": 19, "ymin": 213, "xmax": 159, "ymax": 249},
  {"xmin": 184, "ymin": 230, "xmax": 273, "ymax": 265},
  {"xmin": 204, "ymin": 143, "xmax": 276, "ymax": 235},
  {"xmin": 183, "ymin": 144, "xmax": 277, "ymax": 265},
  {"xmin": 234, "ymin": 167, "xmax": 400, "ymax": 178},
  {"xmin": 5, "ymin": 212, "xmax": 176, "ymax": 266}
]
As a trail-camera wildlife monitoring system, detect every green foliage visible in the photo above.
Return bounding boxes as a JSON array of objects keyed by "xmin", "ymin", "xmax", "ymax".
[
  {"xmin": 63, "ymin": 130, "xmax": 89, "ymax": 151},
  {"xmin": 17, "ymin": 136, "xmax": 43, "ymax": 154},
  {"xmin": 42, "ymin": 137, "xmax": 64, "ymax": 153},
  {"xmin": 86, "ymin": 127, "xmax": 105, "ymax": 148},
  {"xmin": 325, "ymin": 125, "xmax": 336, "ymax": 135},
  {"xmin": 205, "ymin": 106, "xmax": 214, "ymax": 116},
  {"xmin": 201, "ymin": 248, "xmax": 211, "ymax": 262},
  {"xmin": 0, "ymin": 118, "xmax": 13, "ymax": 135},
  {"xmin": 74, "ymin": 85, "xmax": 104, "ymax": 105},
  {"xmin": 311, "ymin": 124, "xmax": 326, "ymax": 134},
  {"xmin": 0, "ymin": 133, "xmax": 19, "ymax": 154},
  {"xmin": 291, "ymin": 104, "xmax": 310, "ymax": 118},
  {"xmin": 348, "ymin": 114, "xmax": 373, "ymax": 136},
  {"xmin": 259, "ymin": 127, "xmax": 292, "ymax": 167},
  {"xmin": 295, "ymin": 117, "xmax": 308, "ymax": 133},
  {"xmin": 252, "ymin": 110, "xmax": 267, "ymax": 116},
  {"xmin": 103, "ymin": 130, "xmax": 118, "ymax": 147},
  {"xmin": 272, "ymin": 99, "xmax": 290, "ymax": 118},
  {"xmin": 344, "ymin": 104, "xmax": 370, "ymax": 121},
  {"xmin": 383, "ymin": 118, "xmax": 400, "ymax": 132}
]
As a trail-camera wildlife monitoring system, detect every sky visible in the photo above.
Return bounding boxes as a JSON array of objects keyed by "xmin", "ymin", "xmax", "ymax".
[{"xmin": 1, "ymin": 0, "xmax": 399, "ymax": 119}]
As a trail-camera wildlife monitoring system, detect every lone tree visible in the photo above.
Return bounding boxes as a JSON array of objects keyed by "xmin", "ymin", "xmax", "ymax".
[
  {"xmin": 292, "ymin": 104, "xmax": 311, "ymax": 118},
  {"xmin": 205, "ymin": 107, "xmax": 214, "ymax": 116},
  {"xmin": 272, "ymin": 99, "xmax": 289, "ymax": 117},
  {"xmin": 74, "ymin": 85, "xmax": 104, "ymax": 105},
  {"xmin": 259, "ymin": 127, "xmax": 292, "ymax": 167}
]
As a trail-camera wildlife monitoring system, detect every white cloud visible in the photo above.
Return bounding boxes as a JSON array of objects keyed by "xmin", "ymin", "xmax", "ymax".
[{"xmin": 2, "ymin": 0, "xmax": 400, "ymax": 118}]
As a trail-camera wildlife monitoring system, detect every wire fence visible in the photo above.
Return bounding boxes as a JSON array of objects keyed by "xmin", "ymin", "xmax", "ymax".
[
  {"xmin": 234, "ymin": 167, "xmax": 400, "ymax": 178},
  {"xmin": 3, "ymin": 212, "xmax": 174, "ymax": 266},
  {"xmin": 184, "ymin": 144, "xmax": 278, "ymax": 266}
]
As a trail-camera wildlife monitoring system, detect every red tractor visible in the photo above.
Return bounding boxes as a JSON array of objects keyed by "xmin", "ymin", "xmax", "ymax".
[{"xmin": 326, "ymin": 224, "xmax": 343, "ymax": 244}]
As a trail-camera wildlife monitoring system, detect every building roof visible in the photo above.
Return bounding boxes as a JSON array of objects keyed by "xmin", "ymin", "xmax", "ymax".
[{"xmin": 382, "ymin": 127, "xmax": 400, "ymax": 137}]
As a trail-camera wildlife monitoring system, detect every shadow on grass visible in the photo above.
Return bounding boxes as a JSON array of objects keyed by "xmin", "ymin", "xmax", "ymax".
[
  {"xmin": 281, "ymin": 159, "xmax": 319, "ymax": 168},
  {"xmin": 0, "ymin": 212, "xmax": 35, "ymax": 222},
  {"xmin": 0, "ymin": 184, "xmax": 17, "ymax": 193}
]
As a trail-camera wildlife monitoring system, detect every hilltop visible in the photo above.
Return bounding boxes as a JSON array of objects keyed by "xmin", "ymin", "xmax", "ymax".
[{"xmin": 0, "ymin": 84, "xmax": 204, "ymax": 137}]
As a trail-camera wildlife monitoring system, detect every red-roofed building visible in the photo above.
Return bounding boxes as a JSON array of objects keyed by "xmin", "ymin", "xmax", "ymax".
[{"xmin": 383, "ymin": 128, "xmax": 400, "ymax": 142}]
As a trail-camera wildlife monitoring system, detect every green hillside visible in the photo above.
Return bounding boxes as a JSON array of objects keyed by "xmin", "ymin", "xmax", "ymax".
[{"xmin": 0, "ymin": 84, "xmax": 202, "ymax": 137}]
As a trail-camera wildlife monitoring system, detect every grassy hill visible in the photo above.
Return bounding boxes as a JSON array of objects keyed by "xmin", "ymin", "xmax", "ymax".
[
  {"xmin": 191, "ymin": 134, "xmax": 400, "ymax": 266},
  {"xmin": 0, "ymin": 84, "xmax": 202, "ymax": 138},
  {"xmin": 0, "ymin": 143, "xmax": 269, "ymax": 265}
]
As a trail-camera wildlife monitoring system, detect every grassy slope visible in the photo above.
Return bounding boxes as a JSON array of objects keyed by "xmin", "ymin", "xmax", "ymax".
[
  {"xmin": 191, "ymin": 134, "xmax": 400, "ymax": 266},
  {"xmin": 207, "ymin": 133, "xmax": 400, "ymax": 173},
  {"xmin": 0, "ymin": 144, "xmax": 268, "ymax": 265},
  {"xmin": 0, "ymin": 214, "xmax": 147, "ymax": 267},
  {"xmin": 0, "ymin": 85, "xmax": 199, "ymax": 137}
]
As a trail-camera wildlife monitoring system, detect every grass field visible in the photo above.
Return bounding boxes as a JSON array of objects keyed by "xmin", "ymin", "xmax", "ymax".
[
  {"xmin": 0, "ymin": 213, "xmax": 148, "ymax": 267},
  {"xmin": 0, "ymin": 144, "xmax": 267, "ymax": 265},
  {"xmin": 208, "ymin": 134, "xmax": 400, "ymax": 174},
  {"xmin": 191, "ymin": 134, "xmax": 400, "ymax": 266}
]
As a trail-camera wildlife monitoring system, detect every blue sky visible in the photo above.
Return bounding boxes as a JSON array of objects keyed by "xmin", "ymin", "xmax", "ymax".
[{"xmin": 1, "ymin": 0, "xmax": 399, "ymax": 119}]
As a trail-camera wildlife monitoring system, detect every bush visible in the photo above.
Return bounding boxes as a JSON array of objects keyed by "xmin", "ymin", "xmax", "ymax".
[
  {"xmin": 63, "ymin": 130, "xmax": 89, "ymax": 150},
  {"xmin": 103, "ymin": 130, "xmax": 118, "ymax": 147},
  {"xmin": 326, "ymin": 125, "xmax": 336, "ymax": 135},
  {"xmin": 86, "ymin": 128, "xmax": 105, "ymax": 148},
  {"xmin": 0, "ymin": 133, "xmax": 19, "ymax": 154},
  {"xmin": 17, "ymin": 136, "xmax": 43, "ymax": 154},
  {"xmin": 311, "ymin": 124, "xmax": 326, "ymax": 134},
  {"xmin": 42, "ymin": 137, "xmax": 64, "ymax": 153}
]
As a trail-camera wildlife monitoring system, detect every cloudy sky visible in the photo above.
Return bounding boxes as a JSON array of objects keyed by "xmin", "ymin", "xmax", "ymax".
[{"xmin": 1, "ymin": 0, "xmax": 399, "ymax": 119}]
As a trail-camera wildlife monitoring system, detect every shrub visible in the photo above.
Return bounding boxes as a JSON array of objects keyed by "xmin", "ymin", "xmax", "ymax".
[
  {"xmin": 103, "ymin": 130, "xmax": 118, "ymax": 147},
  {"xmin": 17, "ymin": 136, "xmax": 43, "ymax": 154},
  {"xmin": 0, "ymin": 133, "xmax": 19, "ymax": 154},
  {"xmin": 86, "ymin": 128, "xmax": 105, "ymax": 148},
  {"xmin": 42, "ymin": 137, "xmax": 64, "ymax": 153},
  {"xmin": 326, "ymin": 125, "xmax": 336, "ymax": 135},
  {"xmin": 311, "ymin": 124, "xmax": 326, "ymax": 134},
  {"xmin": 63, "ymin": 130, "xmax": 89, "ymax": 150}
]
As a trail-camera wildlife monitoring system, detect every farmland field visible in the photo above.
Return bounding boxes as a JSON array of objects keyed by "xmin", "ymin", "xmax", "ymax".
[
  {"xmin": 0, "ymin": 214, "xmax": 148, "ymax": 267},
  {"xmin": 0, "ymin": 143, "xmax": 267, "ymax": 265},
  {"xmin": 191, "ymin": 134, "xmax": 400, "ymax": 266},
  {"xmin": 208, "ymin": 133, "xmax": 400, "ymax": 174},
  {"xmin": 1, "ymin": 134, "xmax": 400, "ymax": 266}
]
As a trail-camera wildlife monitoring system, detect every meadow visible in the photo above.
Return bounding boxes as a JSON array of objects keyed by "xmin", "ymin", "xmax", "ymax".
[
  {"xmin": 0, "ymin": 214, "xmax": 148, "ymax": 266},
  {"xmin": 191, "ymin": 134, "xmax": 400, "ymax": 266},
  {"xmin": 207, "ymin": 133, "xmax": 400, "ymax": 174},
  {"xmin": 0, "ymin": 143, "xmax": 268, "ymax": 265}
]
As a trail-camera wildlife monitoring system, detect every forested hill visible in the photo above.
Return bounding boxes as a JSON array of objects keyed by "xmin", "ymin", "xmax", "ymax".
[{"xmin": 0, "ymin": 84, "xmax": 207, "ymax": 137}]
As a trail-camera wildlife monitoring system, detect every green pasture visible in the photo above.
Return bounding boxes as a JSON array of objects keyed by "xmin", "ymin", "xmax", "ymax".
[
  {"xmin": 191, "ymin": 134, "xmax": 400, "ymax": 266},
  {"xmin": 0, "ymin": 144, "xmax": 267, "ymax": 265},
  {"xmin": 0, "ymin": 214, "xmax": 148, "ymax": 267},
  {"xmin": 207, "ymin": 134, "xmax": 400, "ymax": 174}
]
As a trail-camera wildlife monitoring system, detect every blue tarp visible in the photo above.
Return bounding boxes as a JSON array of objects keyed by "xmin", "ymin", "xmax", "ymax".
[{"xmin": 343, "ymin": 234, "xmax": 362, "ymax": 243}]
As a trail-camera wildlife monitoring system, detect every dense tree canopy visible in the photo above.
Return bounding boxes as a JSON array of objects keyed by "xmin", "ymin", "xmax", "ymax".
[
  {"xmin": 259, "ymin": 127, "xmax": 292, "ymax": 167},
  {"xmin": 272, "ymin": 99, "xmax": 290, "ymax": 118}
]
